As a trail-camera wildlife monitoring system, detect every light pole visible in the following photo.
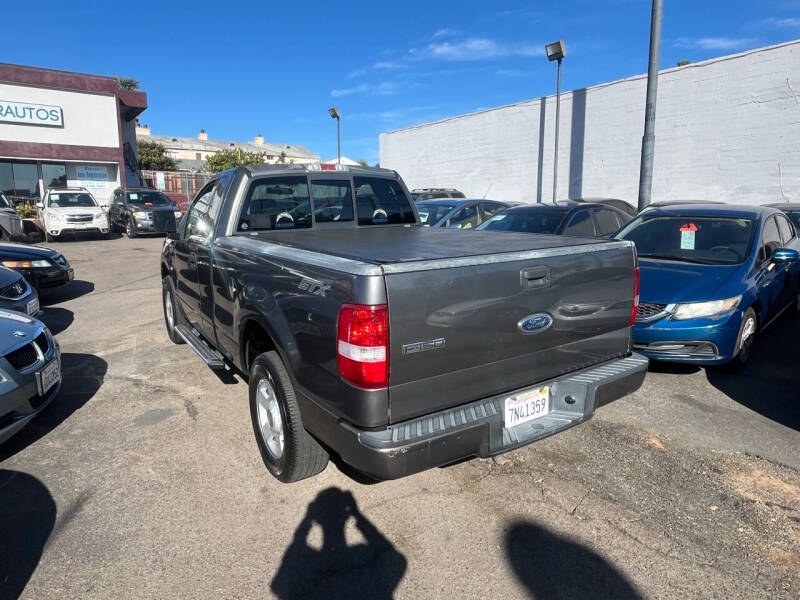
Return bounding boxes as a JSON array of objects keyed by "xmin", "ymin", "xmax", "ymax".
[
  {"xmin": 328, "ymin": 106, "xmax": 341, "ymax": 166},
  {"xmin": 637, "ymin": 0, "xmax": 663, "ymax": 211},
  {"xmin": 545, "ymin": 40, "xmax": 566, "ymax": 203}
]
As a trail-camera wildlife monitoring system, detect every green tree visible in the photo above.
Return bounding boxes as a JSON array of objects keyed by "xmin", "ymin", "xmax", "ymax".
[
  {"xmin": 677, "ymin": 60, "xmax": 691, "ymax": 67},
  {"xmin": 357, "ymin": 158, "xmax": 368, "ymax": 166},
  {"xmin": 277, "ymin": 151, "xmax": 287, "ymax": 164},
  {"xmin": 203, "ymin": 148, "xmax": 265, "ymax": 173},
  {"xmin": 117, "ymin": 77, "xmax": 140, "ymax": 91},
  {"xmin": 138, "ymin": 141, "xmax": 177, "ymax": 171}
]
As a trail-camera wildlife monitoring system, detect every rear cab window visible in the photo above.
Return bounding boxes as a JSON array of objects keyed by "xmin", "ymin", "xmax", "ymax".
[
  {"xmin": 237, "ymin": 176, "xmax": 311, "ymax": 232},
  {"xmin": 353, "ymin": 176, "xmax": 415, "ymax": 226}
]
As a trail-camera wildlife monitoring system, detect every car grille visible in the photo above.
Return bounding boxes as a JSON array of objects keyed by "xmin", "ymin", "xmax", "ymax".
[
  {"xmin": 5, "ymin": 342, "xmax": 39, "ymax": 370},
  {"xmin": 66, "ymin": 214, "xmax": 93, "ymax": 223},
  {"xmin": 34, "ymin": 332, "xmax": 49, "ymax": 355},
  {"xmin": 636, "ymin": 302, "xmax": 668, "ymax": 321},
  {"xmin": 0, "ymin": 280, "xmax": 27, "ymax": 299}
]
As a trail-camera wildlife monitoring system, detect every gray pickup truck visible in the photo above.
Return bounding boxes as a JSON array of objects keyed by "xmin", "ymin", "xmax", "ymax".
[{"xmin": 160, "ymin": 164, "xmax": 647, "ymax": 482}]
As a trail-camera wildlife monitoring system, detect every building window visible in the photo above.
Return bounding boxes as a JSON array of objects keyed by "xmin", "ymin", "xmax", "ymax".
[
  {"xmin": 196, "ymin": 153, "xmax": 201, "ymax": 160},
  {"xmin": 0, "ymin": 161, "xmax": 40, "ymax": 205},
  {"xmin": 42, "ymin": 164, "xmax": 67, "ymax": 189}
]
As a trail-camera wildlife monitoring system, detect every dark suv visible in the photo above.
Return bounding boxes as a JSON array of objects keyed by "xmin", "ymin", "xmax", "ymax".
[{"xmin": 109, "ymin": 187, "xmax": 182, "ymax": 238}]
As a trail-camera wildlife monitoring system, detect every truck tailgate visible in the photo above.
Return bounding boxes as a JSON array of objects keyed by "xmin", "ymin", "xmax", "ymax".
[{"xmin": 385, "ymin": 240, "xmax": 635, "ymax": 423}]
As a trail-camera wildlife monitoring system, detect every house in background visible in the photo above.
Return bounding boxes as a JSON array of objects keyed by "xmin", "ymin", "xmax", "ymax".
[{"xmin": 135, "ymin": 125, "xmax": 318, "ymax": 172}]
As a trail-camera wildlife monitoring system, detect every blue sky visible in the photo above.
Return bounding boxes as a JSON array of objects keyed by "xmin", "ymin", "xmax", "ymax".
[{"xmin": 5, "ymin": 0, "xmax": 800, "ymax": 164}]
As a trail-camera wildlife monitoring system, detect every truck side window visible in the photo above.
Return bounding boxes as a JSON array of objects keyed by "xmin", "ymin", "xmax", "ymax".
[
  {"xmin": 311, "ymin": 180, "xmax": 354, "ymax": 223},
  {"xmin": 593, "ymin": 208, "xmax": 622, "ymax": 236},
  {"xmin": 563, "ymin": 210, "xmax": 595, "ymax": 237},
  {"xmin": 238, "ymin": 176, "xmax": 311, "ymax": 231},
  {"xmin": 185, "ymin": 184, "xmax": 215, "ymax": 241},
  {"xmin": 353, "ymin": 177, "xmax": 416, "ymax": 226}
]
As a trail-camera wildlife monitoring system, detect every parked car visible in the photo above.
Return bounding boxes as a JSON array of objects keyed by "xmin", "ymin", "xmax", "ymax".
[
  {"xmin": 410, "ymin": 188, "xmax": 466, "ymax": 202},
  {"xmin": 616, "ymin": 203, "xmax": 800, "ymax": 369},
  {"xmin": 476, "ymin": 201, "xmax": 630, "ymax": 237},
  {"xmin": 109, "ymin": 187, "xmax": 182, "ymax": 238},
  {"xmin": 0, "ymin": 243, "xmax": 74, "ymax": 290},
  {"xmin": 0, "ymin": 309, "xmax": 61, "ymax": 444},
  {"xmin": 0, "ymin": 267, "xmax": 39, "ymax": 316},
  {"xmin": 765, "ymin": 203, "xmax": 800, "ymax": 231},
  {"xmin": 0, "ymin": 193, "xmax": 24, "ymax": 241},
  {"xmin": 160, "ymin": 164, "xmax": 646, "ymax": 483},
  {"xmin": 37, "ymin": 188, "xmax": 110, "ymax": 240},
  {"xmin": 416, "ymin": 198, "xmax": 509, "ymax": 228},
  {"xmin": 569, "ymin": 197, "xmax": 637, "ymax": 218}
]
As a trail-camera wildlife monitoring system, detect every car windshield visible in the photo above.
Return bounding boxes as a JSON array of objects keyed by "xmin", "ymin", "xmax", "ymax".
[
  {"xmin": 0, "ymin": 193, "xmax": 10, "ymax": 209},
  {"xmin": 616, "ymin": 216, "xmax": 755, "ymax": 265},
  {"xmin": 127, "ymin": 191, "xmax": 171, "ymax": 206},
  {"xmin": 417, "ymin": 203, "xmax": 456, "ymax": 225},
  {"xmin": 783, "ymin": 210, "xmax": 800, "ymax": 231},
  {"xmin": 477, "ymin": 210, "xmax": 564, "ymax": 234},
  {"xmin": 48, "ymin": 192, "xmax": 97, "ymax": 208}
]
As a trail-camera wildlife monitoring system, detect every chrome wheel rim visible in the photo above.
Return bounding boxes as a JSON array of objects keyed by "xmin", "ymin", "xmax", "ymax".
[
  {"xmin": 256, "ymin": 378, "xmax": 284, "ymax": 459},
  {"xmin": 165, "ymin": 291, "xmax": 174, "ymax": 330},
  {"xmin": 739, "ymin": 316, "xmax": 755, "ymax": 360}
]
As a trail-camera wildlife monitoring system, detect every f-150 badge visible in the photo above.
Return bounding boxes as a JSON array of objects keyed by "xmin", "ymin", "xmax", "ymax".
[{"xmin": 298, "ymin": 277, "xmax": 331, "ymax": 297}]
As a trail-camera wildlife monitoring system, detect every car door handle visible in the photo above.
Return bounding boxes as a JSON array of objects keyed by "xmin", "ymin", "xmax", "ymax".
[{"xmin": 520, "ymin": 266, "xmax": 550, "ymax": 289}]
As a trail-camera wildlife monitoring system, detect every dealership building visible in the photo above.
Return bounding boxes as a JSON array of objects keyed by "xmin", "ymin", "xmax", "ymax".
[{"xmin": 0, "ymin": 63, "xmax": 147, "ymax": 206}]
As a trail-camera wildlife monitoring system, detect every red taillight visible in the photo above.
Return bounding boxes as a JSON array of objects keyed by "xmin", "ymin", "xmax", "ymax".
[
  {"xmin": 629, "ymin": 266, "xmax": 640, "ymax": 326},
  {"xmin": 337, "ymin": 304, "xmax": 389, "ymax": 389}
]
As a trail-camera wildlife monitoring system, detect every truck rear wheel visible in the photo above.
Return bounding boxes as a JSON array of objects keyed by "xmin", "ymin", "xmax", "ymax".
[{"xmin": 249, "ymin": 351, "xmax": 329, "ymax": 482}]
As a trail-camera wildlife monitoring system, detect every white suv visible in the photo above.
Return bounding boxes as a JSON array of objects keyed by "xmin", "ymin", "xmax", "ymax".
[{"xmin": 38, "ymin": 188, "xmax": 110, "ymax": 240}]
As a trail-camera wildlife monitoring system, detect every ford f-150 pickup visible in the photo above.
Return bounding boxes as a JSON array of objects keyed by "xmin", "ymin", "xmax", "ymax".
[{"xmin": 160, "ymin": 164, "xmax": 647, "ymax": 482}]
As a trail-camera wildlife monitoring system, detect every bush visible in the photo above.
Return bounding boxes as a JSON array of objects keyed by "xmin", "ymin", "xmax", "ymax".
[{"xmin": 15, "ymin": 204, "xmax": 37, "ymax": 219}]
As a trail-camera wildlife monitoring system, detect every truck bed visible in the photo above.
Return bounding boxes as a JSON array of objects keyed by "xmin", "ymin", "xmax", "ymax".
[{"xmin": 251, "ymin": 226, "xmax": 609, "ymax": 265}]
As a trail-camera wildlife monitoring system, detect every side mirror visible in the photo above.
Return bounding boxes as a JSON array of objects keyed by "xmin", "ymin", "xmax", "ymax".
[
  {"xmin": 772, "ymin": 247, "xmax": 799, "ymax": 263},
  {"xmin": 36, "ymin": 202, "xmax": 44, "ymax": 209}
]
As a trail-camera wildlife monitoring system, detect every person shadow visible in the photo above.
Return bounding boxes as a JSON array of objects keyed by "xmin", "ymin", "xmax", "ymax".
[
  {"xmin": 0, "ymin": 470, "xmax": 56, "ymax": 599},
  {"xmin": 505, "ymin": 521, "xmax": 642, "ymax": 599},
  {"xmin": 271, "ymin": 487, "xmax": 407, "ymax": 600}
]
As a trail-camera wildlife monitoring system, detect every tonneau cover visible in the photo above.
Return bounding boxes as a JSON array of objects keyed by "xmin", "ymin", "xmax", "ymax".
[{"xmin": 249, "ymin": 227, "xmax": 607, "ymax": 265}]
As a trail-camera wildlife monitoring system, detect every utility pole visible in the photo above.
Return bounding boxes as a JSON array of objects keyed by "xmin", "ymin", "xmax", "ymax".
[
  {"xmin": 553, "ymin": 57, "xmax": 562, "ymax": 203},
  {"xmin": 637, "ymin": 0, "xmax": 663, "ymax": 212}
]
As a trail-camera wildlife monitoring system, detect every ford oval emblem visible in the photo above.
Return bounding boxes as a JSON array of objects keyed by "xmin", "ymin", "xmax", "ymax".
[{"xmin": 518, "ymin": 313, "xmax": 553, "ymax": 335}]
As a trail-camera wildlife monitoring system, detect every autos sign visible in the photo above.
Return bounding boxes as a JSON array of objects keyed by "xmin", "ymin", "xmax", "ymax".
[{"xmin": 0, "ymin": 100, "xmax": 63, "ymax": 127}]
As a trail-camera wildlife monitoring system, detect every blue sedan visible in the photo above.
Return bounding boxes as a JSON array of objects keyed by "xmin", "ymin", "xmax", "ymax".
[{"xmin": 615, "ymin": 204, "xmax": 800, "ymax": 369}]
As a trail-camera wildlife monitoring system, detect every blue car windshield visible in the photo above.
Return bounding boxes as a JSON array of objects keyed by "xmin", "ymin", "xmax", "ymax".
[
  {"xmin": 477, "ymin": 210, "xmax": 564, "ymax": 234},
  {"xmin": 617, "ymin": 216, "xmax": 755, "ymax": 265},
  {"xmin": 417, "ymin": 203, "xmax": 456, "ymax": 225}
]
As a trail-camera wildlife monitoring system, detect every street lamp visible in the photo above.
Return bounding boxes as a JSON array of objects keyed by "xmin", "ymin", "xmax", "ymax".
[
  {"xmin": 545, "ymin": 40, "xmax": 566, "ymax": 203},
  {"xmin": 328, "ymin": 106, "xmax": 341, "ymax": 166}
]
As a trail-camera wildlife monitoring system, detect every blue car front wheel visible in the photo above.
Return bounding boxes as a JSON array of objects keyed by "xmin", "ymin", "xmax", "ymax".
[{"xmin": 725, "ymin": 307, "xmax": 757, "ymax": 372}]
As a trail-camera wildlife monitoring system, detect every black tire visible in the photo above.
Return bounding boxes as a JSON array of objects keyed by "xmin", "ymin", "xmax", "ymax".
[
  {"xmin": 249, "ymin": 351, "xmax": 329, "ymax": 483},
  {"xmin": 162, "ymin": 278, "xmax": 185, "ymax": 345},
  {"xmin": 724, "ymin": 307, "xmax": 757, "ymax": 372},
  {"xmin": 126, "ymin": 218, "xmax": 138, "ymax": 238}
]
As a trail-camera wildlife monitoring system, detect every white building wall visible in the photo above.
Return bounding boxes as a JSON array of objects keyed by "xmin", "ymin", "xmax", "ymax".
[
  {"xmin": 381, "ymin": 40, "xmax": 800, "ymax": 205},
  {"xmin": 0, "ymin": 83, "xmax": 119, "ymax": 148}
]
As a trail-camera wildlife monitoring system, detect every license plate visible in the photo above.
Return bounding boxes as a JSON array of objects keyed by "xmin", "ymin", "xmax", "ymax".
[
  {"xmin": 504, "ymin": 386, "xmax": 550, "ymax": 429},
  {"xmin": 36, "ymin": 358, "xmax": 60, "ymax": 396},
  {"xmin": 26, "ymin": 297, "xmax": 39, "ymax": 315}
]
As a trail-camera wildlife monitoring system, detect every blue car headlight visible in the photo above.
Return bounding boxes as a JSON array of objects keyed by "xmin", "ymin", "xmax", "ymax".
[{"xmin": 671, "ymin": 295, "xmax": 742, "ymax": 320}]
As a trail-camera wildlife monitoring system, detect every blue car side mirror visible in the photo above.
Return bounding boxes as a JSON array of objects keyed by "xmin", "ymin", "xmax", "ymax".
[{"xmin": 772, "ymin": 248, "xmax": 799, "ymax": 262}]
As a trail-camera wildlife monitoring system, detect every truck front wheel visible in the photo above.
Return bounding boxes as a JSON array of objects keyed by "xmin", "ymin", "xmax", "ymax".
[
  {"xmin": 162, "ymin": 278, "xmax": 185, "ymax": 345},
  {"xmin": 249, "ymin": 351, "xmax": 329, "ymax": 483}
]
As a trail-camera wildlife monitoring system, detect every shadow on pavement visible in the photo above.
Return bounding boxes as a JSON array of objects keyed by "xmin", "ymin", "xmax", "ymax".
[
  {"xmin": 706, "ymin": 315, "xmax": 800, "ymax": 431},
  {"xmin": 505, "ymin": 521, "xmax": 641, "ymax": 599},
  {"xmin": 271, "ymin": 487, "xmax": 406, "ymax": 599},
  {"xmin": 646, "ymin": 361, "xmax": 701, "ymax": 375},
  {"xmin": 0, "ymin": 470, "xmax": 56, "ymax": 599},
  {"xmin": 0, "ymin": 353, "xmax": 107, "ymax": 462},
  {"xmin": 38, "ymin": 306, "xmax": 74, "ymax": 335},
  {"xmin": 39, "ymin": 280, "xmax": 94, "ymax": 306}
]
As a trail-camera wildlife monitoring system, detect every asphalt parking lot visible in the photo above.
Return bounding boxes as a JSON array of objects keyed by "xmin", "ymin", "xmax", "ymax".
[{"xmin": 1, "ymin": 235, "xmax": 798, "ymax": 600}]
